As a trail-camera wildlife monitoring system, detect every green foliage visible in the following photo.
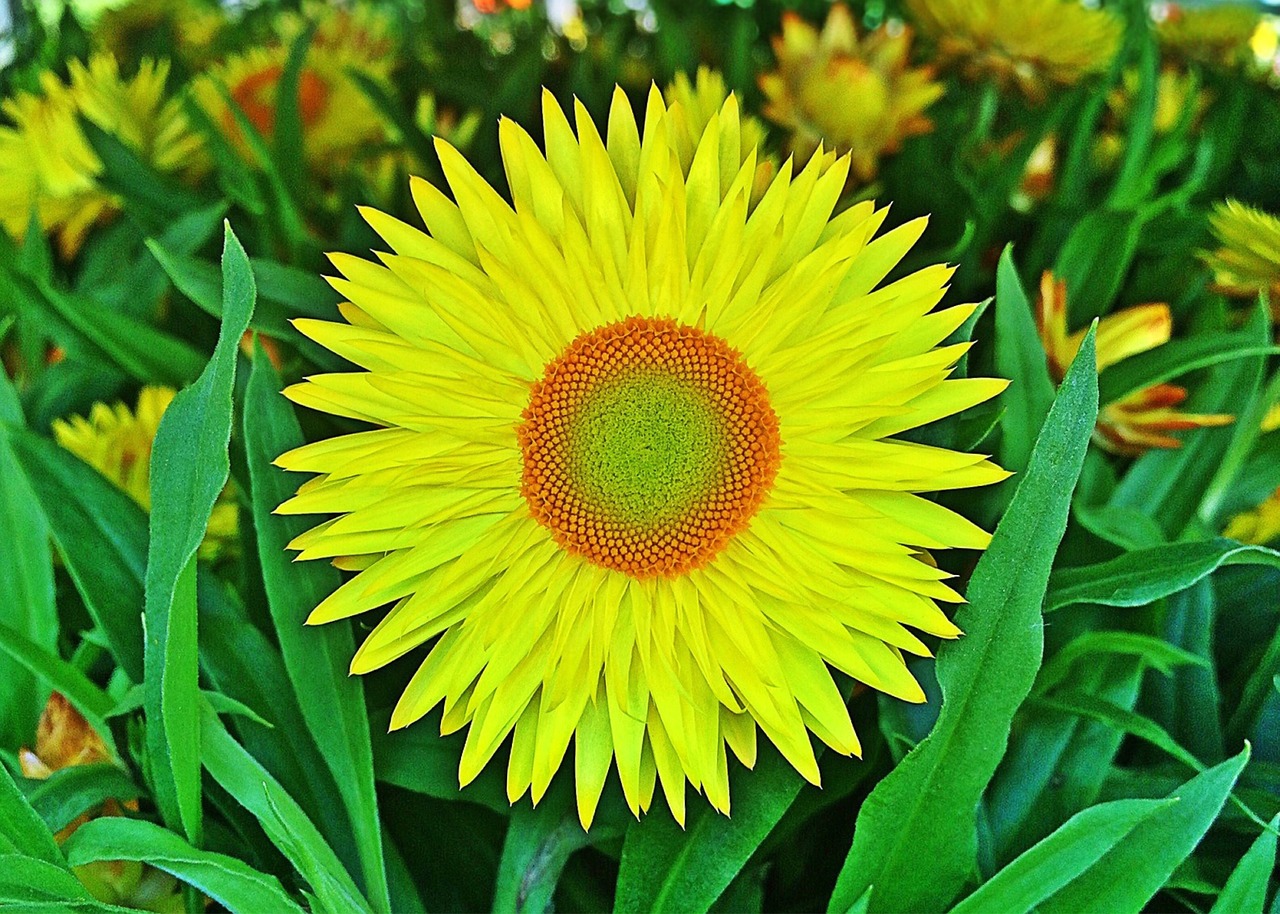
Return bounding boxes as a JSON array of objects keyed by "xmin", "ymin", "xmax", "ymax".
[{"xmin": 2, "ymin": 2, "xmax": 1279, "ymax": 913}]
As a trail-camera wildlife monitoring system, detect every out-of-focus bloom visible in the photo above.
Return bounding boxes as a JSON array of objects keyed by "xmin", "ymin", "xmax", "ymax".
[
  {"xmin": 1037, "ymin": 273, "xmax": 1233, "ymax": 455},
  {"xmin": 667, "ymin": 67, "xmax": 775, "ymax": 203},
  {"xmin": 1012, "ymin": 134, "xmax": 1057, "ymax": 211},
  {"xmin": 1202, "ymin": 200, "xmax": 1280, "ymax": 306},
  {"xmin": 94, "ymin": 0, "xmax": 226, "ymax": 67},
  {"xmin": 280, "ymin": 85, "xmax": 1007, "ymax": 828},
  {"xmin": 1093, "ymin": 64, "xmax": 1207, "ymax": 171},
  {"xmin": 52, "ymin": 387, "xmax": 238, "ymax": 558},
  {"xmin": 1264, "ymin": 403, "xmax": 1280, "ymax": 433},
  {"xmin": 19, "ymin": 694, "xmax": 182, "ymax": 911},
  {"xmin": 473, "ymin": 0, "xmax": 534, "ymax": 12},
  {"xmin": 906, "ymin": 0, "xmax": 1122, "ymax": 102},
  {"xmin": 759, "ymin": 5, "xmax": 942, "ymax": 182},
  {"xmin": 1155, "ymin": 2, "xmax": 1260, "ymax": 67},
  {"xmin": 1254, "ymin": 16, "xmax": 1280, "ymax": 80},
  {"xmin": 0, "ymin": 54, "xmax": 203, "ymax": 255},
  {"xmin": 194, "ymin": 4, "xmax": 394, "ymax": 175},
  {"xmin": 1226, "ymin": 487, "xmax": 1280, "ymax": 545}
]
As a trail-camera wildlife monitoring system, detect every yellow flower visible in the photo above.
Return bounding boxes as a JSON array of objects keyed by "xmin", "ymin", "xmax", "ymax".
[
  {"xmin": 278, "ymin": 85, "xmax": 1008, "ymax": 828},
  {"xmin": 194, "ymin": 3, "xmax": 394, "ymax": 174},
  {"xmin": 1037, "ymin": 273, "xmax": 1232, "ymax": 455},
  {"xmin": 1156, "ymin": 3, "xmax": 1260, "ymax": 67},
  {"xmin": 0, "ymin": 54, "xmax": 203, "ymax": 256},
  {"xmin": 94, "ymin": 0, "xmax": 227, "ymax": 67},
  {"xmin": 1202, "ymin": 199, "xmax": 1280, "ymax": 306},
  {"xmin": 905, "ymin": 0, "xmax": 1122, "ymax": 102},
  {"xmin": 1264, "ymin": 403, "xmax": 1280, "ymax": 434},
  {"xmin": 759, "ymin": 5, "xmax": 942, "ymax": 183},
  {"xmin": 1225, "ymin": 487, "xmax": 1280, "ymax": 545},
  {"xmin": 53, "ymin": 387, "xmax": 238, "ymax": 558},
  {"xmin": 665, "ymin": 67, "xmax": 775, "ymax": 203}
]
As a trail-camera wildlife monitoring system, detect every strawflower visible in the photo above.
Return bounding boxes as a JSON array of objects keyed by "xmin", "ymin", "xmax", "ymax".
[
  {"xmin": 759, "ymin": 5, "xmax": 942, "ymax": 183},
  {"xmin": 1156, "ymin": 2, "xmax": 1261, "ymax": 67},
  {"xmin": 53, "ymin": 386, "xmax": 238, "ymax": 558},
  {"xmin": 1202, "ymin": 199, "xmax": 1280, "ymax": 307},
  {"xmin": 0, "ymin": 54, "xmax": 202, "ymax": 255},
  {"xmin": 194, "ymin": 3, "xmax": 394, "ymax": 175},
  {"xmin": 279, "ymin": 85, "xmax": 1008, "ymax": 828},
  {"xmin": 1037, "ymin": 273, "xmax": 1232, "ymax": 455},
  {"xmin": 905, "ymin": 0, "xmax": 1122, "ymax": 102},
  {"xmin": 94, "ymin": 0, "xmax": 226, "ymax": 68},
  {"xmin": 666, "ymin": 67, "xmax": 775, "ymax": 203}
]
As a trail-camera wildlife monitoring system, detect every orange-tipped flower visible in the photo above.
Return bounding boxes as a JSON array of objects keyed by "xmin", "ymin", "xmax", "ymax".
[
  {"xmin": 1037, "ymin": 273, "xmax": 1233, "ymax": 455},
  {"xmin": 1202, "ymin": 199, "xmax": 1280, "ymax": 308},
  {"xmin": 759, "ymin": 5, "xmax": 942, "ymax": 183}
]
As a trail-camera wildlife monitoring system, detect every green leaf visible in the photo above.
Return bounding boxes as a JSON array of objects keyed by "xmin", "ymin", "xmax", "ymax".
[
  {"xmin": 371, "ymin": 713, "xmax": 508, "ymax": 816},
  {"xmin": 494, "ymin": 786, "xmax": 606, "ymax": 914},
  {"xmin": 1046, "ymin": 540, "xmax": 1280, "ymax": 612},
  {"xmin": 273, "ymin": 21, "xmax": 317, "ymax": 198},
  {"xmin": 616, "ymin": 740, "xmax": 823, "ymax": 914},
  {"xmin": 25, "ymin": 764, "xmax": 143, "ymax": 835},
  {"xmin": 1033, "ymin": 691, "xmax": 1203, "ymax": 772},
  {"xmin": 200, "ymin": 706, "xmax": 374, "ymax": 914},
  {"xmin": 79, "ymin": 120, "xmax": 204, "ymax": 227},
  {"xmin": 143, "ymin": 223, "xmax": 255, "ymax": 844},
  {"xmin": 951, "ymin": 798, "xmax": 1174, "ymax": 914},
  {"xmin": 62, "ymin": 817, "xmax": 306, "ymax": 914},
  {"xmin": 0, "ymin": 266, "xmax": 204, "ymax": 387},
  {"xmin": 1036, "ymin": 630, "xmax": 1207, "ymax": 696},
  {"xmin": 1054, "ymin": 209, "xmax": 1148, "ymax": 321},
  {"xmin": 1211, "ymin": 813, "xmax": 1279, "ymax": 914},
  {"xmin": 106, "ymin": 684, "xmax": 274, "ymax": 729},
  {"xmin": 994, "ymin": 246, "xmax": 1056, "ymax": 477},
  {"xmin": 0, "ymin": 856, "xmax": 93, "ymax": 904},
  {"xmin": 0, "ymin": 381, "xmax": 56, "ymax": 747},
  {"xmin": 1037, "ymin": 748, "xmax": 1250, "ymax": 914},
  {"xmin": 0, "ymin": 763, "xmax": 64, "ymax": 867},
  {"xmin": 244, "ymin": 344, "xmax": 390, "ymax": 914},
  {"xmin": 828, "ymin": 328, "xmax": 1099, "ymax": 913},
  {"xmin": 4, "ymin": 429, "xmax": 147, "ymax": 680},
  {"xmin": 0, "ymin": 619, "xmax": 117, "ymax": 760},
  {"xmin": 1097, "ymin": 332, "xmax": 1280, "ymax": 406}
]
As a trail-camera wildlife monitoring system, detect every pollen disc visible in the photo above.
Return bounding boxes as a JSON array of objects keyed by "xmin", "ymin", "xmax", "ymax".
[{"xmin": 519, "ymin": 317, "xmax": 781, "ymax": 578}]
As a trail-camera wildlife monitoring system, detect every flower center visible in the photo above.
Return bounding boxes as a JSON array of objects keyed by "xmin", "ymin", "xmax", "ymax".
[{"xmin": 519, "ymin": 317, "xmax": 780, "ymax": 578}]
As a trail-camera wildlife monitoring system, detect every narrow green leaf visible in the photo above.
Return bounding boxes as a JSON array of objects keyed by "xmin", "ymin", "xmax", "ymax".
[
  {"xmin": 0, "ymin": 380, "xmax": 56, "ymax": 746},
  {"xmin": 0, "ymin": 619, "xmax": 117, "ymax": 759},
  {"xmin": 244, "ymin": 345, "xmax": 390, "ymax": 914},
  {"xmin": 79, "ymin": 120, "xmax": 204, "ymax": 225},
  {"xmin": 616, "ymin": 739, "xmax": 824, "ymax": 913},
  {"xmin": 1035, "ymin": 630, "xmax": 1206, "ymax": 696},
  {"xmin": 200, "ymin": 707, "xmax": 374, "ymax": 914},
  {"xmin": 273, "ymin": 22, "xmax": 317, "ymax": 198},
  {"xmin": 994, "ymin": 245, "xmax": 1056, "ymax": 476},
  {"xmin": 1209, "ymin": 813, "xmax": 1279, "ymax": 914},
  {"xmin": 1098, "ymin": 333, "xmax": 1280, "ymax": 406},
  {"xmin": 0, "ymin": 855, "xmax": 93, "ymax": 904},
  {"xmin": 1054, "ymin": 209, "xmax": 1148, "ymax": 321},
  {"xmin": 952, "ymin": 798, "xmax": 1174, "ymax": 914},
  {"xmin": 372, "ymin": 713, "xmax": 509, "ymax": 816},
  {"xmin": 143, "ymin": 223, "xmax": 255, "ymax": 844},
  {"xmin": 1034, "ymin": 691, "xmax": 1204, "ymax": 772},
  {"xmin": 828, "ymin": 328, "xmax": 1099, "ymax": 913},
  {"xmin": 5, "ymin": 429, "xmax": 147, "ymax": 680},
  {"xmin": 106, "ymin": 684, "xmax": 274, "ymax": 729},
  {"xmin": 494, "ymin": 787, "xmax": 604, "ymax": 914},
  {"xmin": 26, "ymin": 764, "xmax": 143, "ymax": 836},
  {"xmin": 1046, "ymin": 540, "xmax": 1280, "ymax": 612},
  {"xmin": 63, "ymin": 817, "xmax": 306, "ymax": 914},
  {"xmin": 1037, "ymin": 747, "xmax": 1251, "ymax": 914},
  {"xmin": 0, "ymin": 763, "xmax": 64, "ymax": 867}
]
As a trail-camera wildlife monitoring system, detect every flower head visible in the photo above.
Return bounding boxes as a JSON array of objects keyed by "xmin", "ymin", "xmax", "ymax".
[
  {"xmin": 1226, "ymin": 487, "xmax": 1280, "ymax": 546},
  {"xmin": 1202, "ymin": 199, "xmax": 1280, "ymax": 306},
  {"xmin": 279, "ymin": 85, "xmax": 1007, "ymax": 828},
  {"xmin": 0, "ymin": 54, "xmax": 202, "ymax": 255},
  {"xmin": 94, "ymin": 0, "xmax": 226, "ymax": 67},
  {"xmin": 905, "ymin": 0, "xmax": 1122, "ymax": 101},
  {"xmin": 1156, "ymin": 3, "xmax": 1261, "ymax": 67},
  {"xmin": 53, "ymin": 387, "xmax": 238, "ymax": 558},
  {"xmin": 666, "ymin": 67, "xmax": 775, "ymax": 202},
  {"xmin": 194, "ymin": 4, "xmax": 394, "ymax": 174},
  {"xmin": 1037, "ymin": 273, "xmax": 1233, "ymax": 455},
  {"xmin": 759, "ymin": 5, "xmax": 942, "ymax": 183}
]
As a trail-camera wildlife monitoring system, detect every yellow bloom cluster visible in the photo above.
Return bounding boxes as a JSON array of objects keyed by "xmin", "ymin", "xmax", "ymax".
[
  {"xmin": 53, "ymin": 387, "xmax": 238, "ymax": 558},
  {"xmin": 759, "ymin": 4, "xmax": 942, "ymax": 183},
  {"xmin": 906, "ymin": 0, "xmax": 1122, "ymax": 101},
  {"xmin": 1202, "ymin": 199, "xmax": 1280, "ymax": 307},
  {"xmin": 1157, "ymin": 3, "xmax": 1261, "ymax": 67},
  {"xmin": 0, "ymin": 55, "xmax": 202, "ymax": 255}
]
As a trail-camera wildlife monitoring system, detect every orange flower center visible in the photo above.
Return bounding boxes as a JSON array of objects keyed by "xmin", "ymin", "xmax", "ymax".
[
  {"xmin": 229, "ymin": 64, "xmax": 329, "ymax": 137},
  {"xmin": 519, "ymin": 317, "xmax": 780, "ymax": 578}
]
